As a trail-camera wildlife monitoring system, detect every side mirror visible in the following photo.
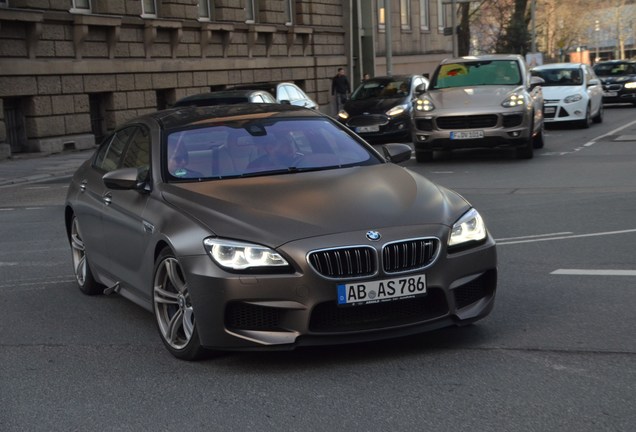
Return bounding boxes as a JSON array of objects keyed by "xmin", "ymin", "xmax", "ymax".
[
  {"xmin": 382, "ymin": 143, "xmax": 412, "ymax": 164},
  {"xmin": 588, "ymin": 78, "xmax": 600, "ymax": 87},
  {"xmin": 415, "ymin": 83, "xmax": 427, "ymax": 95},
  {"xmin": 529, "ymin": 76, "xmax": 545, "ymax": 90},
  {"xmin": 103, "ymin": 167, "xmax": 149, "ymax": 191}
]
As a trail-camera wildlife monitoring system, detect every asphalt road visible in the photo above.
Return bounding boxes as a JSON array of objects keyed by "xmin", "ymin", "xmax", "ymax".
[{"xmin": 1, "ymin": 106, "xmax": 635, "ymax": 431}]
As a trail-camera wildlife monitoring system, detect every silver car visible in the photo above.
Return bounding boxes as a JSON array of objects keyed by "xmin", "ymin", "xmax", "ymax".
[
  {"xmin": 412, "ymin": 54, "xmax": 545, "ymax": 161},
  {"xmin": 65, "ymin": 104, "xmax": 497, "ymax": 360}
]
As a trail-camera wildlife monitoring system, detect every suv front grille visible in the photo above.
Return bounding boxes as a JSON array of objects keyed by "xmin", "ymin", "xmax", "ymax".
[{"xmin": 436, "ymin": 115, "xmax": 498, "ymax": 130}]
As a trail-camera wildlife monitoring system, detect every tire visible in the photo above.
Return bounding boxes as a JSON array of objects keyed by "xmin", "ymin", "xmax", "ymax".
[
  {"xmin": 153, "ymin": 247, "xmax": 208, "ymax": 361},
  {"xmin": 516, "ymin": 137, "xmax": 534, "ymax": 159},
  {"xmin": 579, "ymin": 104, "xmax": 592, "ymax": 129},
  {"xmin": 592, "ymin": 103, "xmax": 603, "ymax": 123},
  {"xmin": 70, "ymin": 215, "xmax": 104, "ymax": 296},
  {"xmin": 415, "ymin": 150, "xmax": 433, "ymax": 162},
  {"xmin": 533, "ymin": 122, "xmax": 545, "ymax": 149}
]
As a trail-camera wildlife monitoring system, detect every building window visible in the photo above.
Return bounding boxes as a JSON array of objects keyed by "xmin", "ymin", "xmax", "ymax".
[
  {"xmin": 198, "ymin": 0, "xmax": 214, "ymax": 21},
  {"xmin": 284, "ymin": 0, "xmax": 293, "ymax": 25},
  {"xmin": 419, "ymin": 0, "xmax": 429, "ymax": 31},
  {"xmin": 70, "ymin": 0, "xmax": 91, "ymax": 13},
  {"xmin": 142, "ymin": 0, "xmax": 157, "ymax": 18},
  {"xmin": 378, "ymin": 0, "xmax": 385, "ymax": 31},
  {"xmin": 437, "ymin": 0, "xmax": 446, "ymax": 31},
  {"xmin": 400, "ymin": 0, "xmax": 411, "ymax": 30},
  {"xmin": 246, "ymin": 0, "xmax": 256, "ymax": 23}
]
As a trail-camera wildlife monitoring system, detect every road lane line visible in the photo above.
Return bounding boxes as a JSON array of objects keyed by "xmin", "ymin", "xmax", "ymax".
[
  {"xmin": 496, "ymin": 228, "xmax": 636, "ymax": 245},
  {"xmin": 495, "ymin": 232, "xmax": 573, "ymax": 241},
  {"xmin": 551, "ymin": 269, "xmax": 636, "ymax": 276}
]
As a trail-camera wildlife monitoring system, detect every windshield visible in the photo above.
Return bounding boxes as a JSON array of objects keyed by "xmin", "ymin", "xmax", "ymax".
[
  {"xmin": 531, "ymin": 68, "xmax": 583, "ymax": 86},
  {"xmin": 593, "ymin": 62, "xmax": 636, "ymax": 76},
  {"xmin": 431, "ymin": 60, "xmax": 522, "ymax": 89},
  {"xmin": 165, "ymin": 118, "xmax": 379, "ymax": 181},
  {"xmin": 350, "ymin": 78, "xmax": 412, "ymax": 100}
]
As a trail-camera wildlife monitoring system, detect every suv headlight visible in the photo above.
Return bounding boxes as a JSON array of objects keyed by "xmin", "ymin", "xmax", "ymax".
[
  {"xmin": 415, "ymin": 98, "xmax": 435, "ymax": 112},
  {"xmin": 204, "ymin": 238, "xmax": 290, "ymax": 271},
  {"xmin": 502, "ymin": 92, "xmax": 526, "ymax": 107},
  {"xmin": 624, "ymin": 81, "xmax": 636, "ymax": 89},
  {"xmin": 448, "ymin": 208, "xmax": 487, "ymax": 249},
  {"xmin": 564, "ymin": 94, "xmax": 583, "ymax": 103},
  {"xmin": 386, "ymin": 104, "xmax": 408, "ymax": 117},
  {"xmin": 337, "ymin": 110, "xmax": 349, "ymax": 120}
]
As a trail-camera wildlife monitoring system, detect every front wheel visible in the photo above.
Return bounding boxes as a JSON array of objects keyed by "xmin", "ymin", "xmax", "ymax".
[
  {"xmin": 579, "ymin": 104, "xmax": 592, "ymax": 129},
  {"xmin": 592, "ymin": 103, "xmax": 604, "ymax": 123},
  {"xmin": 152, "ymin": 248, "xmax": 208, "ymax": 361}
]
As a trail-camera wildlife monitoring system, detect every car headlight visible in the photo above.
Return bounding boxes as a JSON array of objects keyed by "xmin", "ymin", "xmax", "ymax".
[
  {"xmin": 203, "ymin": 238, "xmax": 290, "ymax": 271},
  {"xmin": 502, "ymin": 92, "xmax": 526, "ymax": 107},
  {"xmin": 625, "ymin": 82, "xmax": 636, "ymax": 89},
  {"xmin": 563, "ymin": 94, "xmax": 583, "ymax": 103},
  {"xmin": 337, "ymin": 110, "xmax": 349, "ymax": 120},
  {"xmin": 386, "ymin": 104, "xmax": 408, "ymax": 117},
  {"xmin": 415, "ymin": 98, "xmax": 435, "ymax": 112},
  {"xmin": 448, "ymin": 208, "xmax": 487, "ymax": 249}
]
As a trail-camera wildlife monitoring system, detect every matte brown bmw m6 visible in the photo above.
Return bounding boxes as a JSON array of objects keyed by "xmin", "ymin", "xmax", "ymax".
[{"xmin": 65, "ymin": 104, "xmax": 497, "ymax": 360}]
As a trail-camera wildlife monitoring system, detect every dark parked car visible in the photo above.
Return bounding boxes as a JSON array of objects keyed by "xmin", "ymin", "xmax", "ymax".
[
  {"xmin": 412, "ymin": 54, "xmax": 545, "ymax": 161},
  {"xmin": 230, "ymin": 82, "xmax": 319, "ymax": 109},
  {"xmin": 593, "ymin": 60, "xmax": 636, "ymax": 106},
  {"xmin": 337, "ymin": 74, "xmax": 430, "ymax": 143},
  {"xmin": 173, "ymin": 89, "xmax": 276, "ymax": 107},
  {"xmin": 65, "ymin": 104, "xmax": 497, "ymax": 360}
]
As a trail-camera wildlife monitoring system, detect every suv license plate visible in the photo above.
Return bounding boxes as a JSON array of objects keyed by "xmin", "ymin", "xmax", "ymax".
[
  {"xmin": 450, "ymin": 130, "xmax": 484, "ymax": 140},
  {"xmin": 337, "ymin": 275, "xmax": 426, "ymax": 307}
]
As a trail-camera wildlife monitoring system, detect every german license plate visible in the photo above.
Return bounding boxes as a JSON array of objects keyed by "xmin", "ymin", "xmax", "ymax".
[
  {"xmin": 356, "ymin": 125, "xmax": 380, "ymax": 133},
  {"xmin": 450, "ymin": 130, "xmax": 484, "ymax": 140},
  {"xmin": 603, "ymin": 91, "xmax": 617, "ymax": 97},
  {"xmin": 544, "ymin": 106, "xmax": 556, "ymax": 114},
  {"xmin": 337, "ymin": 275, "xmax": 426, "ymax": 306}
]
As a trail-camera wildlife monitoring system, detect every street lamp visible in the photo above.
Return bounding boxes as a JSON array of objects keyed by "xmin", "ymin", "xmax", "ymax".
[{"xmin": 595, "ymin": 19, "xmax": 600, "ymax": 63}]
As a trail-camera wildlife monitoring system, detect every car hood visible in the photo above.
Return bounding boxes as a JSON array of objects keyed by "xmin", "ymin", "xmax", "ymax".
[
  {"xmin": 540, "ymin": 86, "xmax": 585, "ymax": 99},
  {"xmin": 160, "ymin": 164, "xmax": 469, "ymax": 247},
  {"xmin": 344, "ymin": 97, "xmax": 410, "ymax": 114},
  {"xmin": 425, "ymin": 86, "xmax": 522, "ymax": 110},
  {"xmin": 598, "ymin": 75, "xmax": 636, "ymax": 84}
]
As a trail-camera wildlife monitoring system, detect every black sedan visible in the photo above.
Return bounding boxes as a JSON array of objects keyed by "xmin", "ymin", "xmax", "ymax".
[
  {"xmin": 337, "ymin": 74, "xmax": 429, "ymax": 143},
  {"xmin": 65, "ymin": 104, "xmax": 497, "ymax": 360},
  {"xmin": 593, "ymin": 60, "xmax": 636, "ymax": 106}
]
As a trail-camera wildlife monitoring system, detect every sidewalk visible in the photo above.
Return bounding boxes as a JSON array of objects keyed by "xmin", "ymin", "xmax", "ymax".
[{"xmin": 0, "ymin": 149, "xmax": 94, "ymax": 187}]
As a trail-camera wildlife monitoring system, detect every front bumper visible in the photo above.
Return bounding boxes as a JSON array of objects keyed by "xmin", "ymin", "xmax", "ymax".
[
  {"xmin": 412, "ymin": 110, "xmax": 532, "ymax": 152},
  {"xmin": 180, "ymin": 225, "xmax": 498, "ymax": 351},
  {"xmin": 340, "ymin": 113, "xmax": 412, "ymax": 143}
]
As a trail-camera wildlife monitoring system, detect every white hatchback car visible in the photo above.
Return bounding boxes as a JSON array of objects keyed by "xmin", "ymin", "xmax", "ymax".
[{"xmin": 531, "ymin": 63, "xmax": 603, "ymax": 128}]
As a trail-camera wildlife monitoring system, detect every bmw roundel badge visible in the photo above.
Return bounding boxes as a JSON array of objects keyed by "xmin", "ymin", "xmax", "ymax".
[{"xmin": 366, "ymin": 230, "xmax": 381, "ymax": 241}]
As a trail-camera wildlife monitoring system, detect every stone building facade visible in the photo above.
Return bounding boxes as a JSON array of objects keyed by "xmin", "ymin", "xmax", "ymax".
[{"xmin": 0, "ymin": 0, "xmax": 452, "ymax": 159}]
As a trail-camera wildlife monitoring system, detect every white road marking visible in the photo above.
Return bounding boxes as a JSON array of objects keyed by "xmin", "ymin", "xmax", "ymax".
[
  {"xmin": 495, "ymin": 232, "xmax": 573, "ymax": 241},
  {"xmin": 496, "ymin": 228, "xmax": 636, "ymax": 245},
  {"xmin": 551, "ymin": 269, "xmax": 636, "ymax": 276}
]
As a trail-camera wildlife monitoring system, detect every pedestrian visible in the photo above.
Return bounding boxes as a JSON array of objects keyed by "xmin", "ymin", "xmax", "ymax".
[
  {"xmin": 362, "ymin": 73, "xmax": 371, "ymax": 82},
  {"xmin": 331, "ymin": 67, "xmax": 351, "ymax": 114}
]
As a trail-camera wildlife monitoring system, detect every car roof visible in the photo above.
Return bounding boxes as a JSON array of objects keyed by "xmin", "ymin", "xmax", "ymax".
[
  {"xmin": 176, "ymin": 89, "xmax": 268, "ymax": 102},
  {"xmin": 144, "ymin": 103, "xmax": 325, "ymax": 130},
  {"xmin": 440, "ymin": 54, "xmax": 524, "ymax": 64},
  {"xmin": 594, "ymin": 60, "xmax": 636, "ymax": 64},
  {"xmin": 364, "ymin": 74, "xmax": 422, "ymax": 80},
  {"xmin": 532, "ymin": 63, "xmax": 585, "ymax": 70}
]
